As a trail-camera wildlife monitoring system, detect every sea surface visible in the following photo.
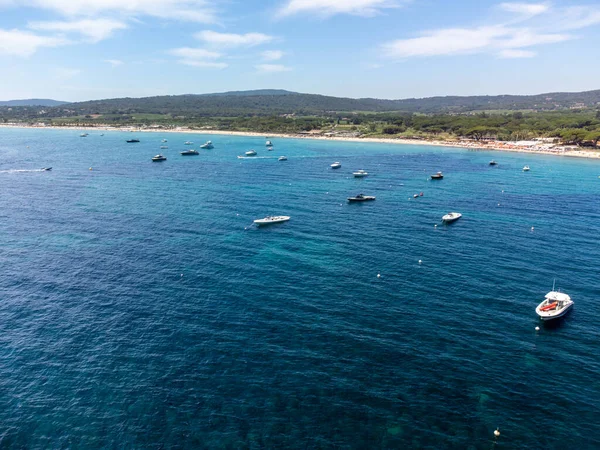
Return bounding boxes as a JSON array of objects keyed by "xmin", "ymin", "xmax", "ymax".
[{"xmin": 1, "ymin": 127, "xmax": 599, "ymax": 449}]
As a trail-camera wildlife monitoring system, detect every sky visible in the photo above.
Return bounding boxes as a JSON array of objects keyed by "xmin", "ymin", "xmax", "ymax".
[{"xmin": 1, "ymin": 0, "xmax": 600, "ymax": 101}]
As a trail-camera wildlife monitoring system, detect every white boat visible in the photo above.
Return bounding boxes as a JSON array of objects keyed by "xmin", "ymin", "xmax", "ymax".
[
  {"xmin": 523, "ymin": 165, "xmax": 530, "ymax": 171},
  {"xmin": 184, "ymin": 141, "xmax": 193, "ymax": 145},
  {"xmin": 162, "ymin": 139, "xmax": 168, "ymax": 143},
  {"xmin": 266, "ymin": 140, "xmax": 273, "ymax": 147},
  {"xmin": 353, "ymin": 169, "xmax": 368, "ymax": 178},
  {"xmin": 536, "ymin": 288, "xmax": 573, "ymax": 321},
  {"xmin": 245, "ymin": 150, "xmax": 257, "ymax": 156},
  {"xmin": 331, "ymin": 162, "xmax": 342, "ymax": 169},
  {"xmin": 152, "ymin": 154, "xmax": 167, "ymax": 162},
  {"xmin": 180, "ymin": 149, "xmax": 199, "ymax": 156},
  {"xmin": 200, "ymin": 141, "xmax": 214, "ymax": 149},
  {"xmin": 254, "ymin": 216, "xmax": 290, "ymax": 226},
  {"xmin": 80, "ymin": 133, "xmax": 88, "ymax": 137},
  {"xmin": 442, "ymin": 212, "xmax": 462, "ymax": 223},
  {"xmin": 278, "ymin": 156, "xmax": 287, "ymax": 161}
]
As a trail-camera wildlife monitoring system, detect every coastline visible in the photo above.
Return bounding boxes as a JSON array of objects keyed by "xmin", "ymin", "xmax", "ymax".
[{"xmin": 2, "ymin": 123, "xmax": 599, "ymax": 159}]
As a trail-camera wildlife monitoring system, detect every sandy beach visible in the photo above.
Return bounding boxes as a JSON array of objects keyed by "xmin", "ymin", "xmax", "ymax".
[{"xmin": 2, "ymin": 123, "xmax": 600, "ymax": 159}]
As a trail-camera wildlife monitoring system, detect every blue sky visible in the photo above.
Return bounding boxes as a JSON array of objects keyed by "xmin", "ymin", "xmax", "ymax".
[{"xmin": 1, "ymin": 0, "xmax": 599, "ymax": 101}]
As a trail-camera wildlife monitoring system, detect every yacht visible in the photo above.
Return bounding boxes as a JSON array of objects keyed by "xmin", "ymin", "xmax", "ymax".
[
  {"xmin": 152, "ymin": 154, "xmax": 167, "ymax": 162},
  {"xmin": 181, "ymin": 149, "xmax": 199, "ymax": 156},
  {"xmin": 536, "ymin": 287, "xmax": 573, "ymax": 321},
  {"xmin": 489, "ymin": 160, "xmax": 498, "ymax": 166},
  {"xmin": 80, "ymin": 133, "xmax": 88, "ymax": 137},
  {"xmin": 442, "ymin": 212, "xmax": 462, "ymax": 223},
  {"xmin": 353, "ymin": 169, "xmax": 368, "ymax": 178},
  {"xmin": 126, "ymin": 139, "xmax": 140, "ymax": 143},
  {"xmin": 347, "ymin": 193, "xmax": 376, "ymax": 202},
  {"xmin": 200, "ymin": 141, "xmax": 214, "ymax": 149},
  {"xmin": 266, "ymin": 140, "xmax": 273, "ymax": 147},
  {"xmin": 245, "ymin": 150, "xmax": 257, "ymax": 156},
  {"xmin": 254, "ymin": 216, "xmax": 290, "ymax": 226},
  {"xmin": 184, "ymin": 141, "xmax": 193, "ymax": 145},
  {"xmin": 431, "ymin": 171, "xmax": 444, "ymax": 179},
  {"xmin": 331, "ymin": 162, "xmax": 342, "ymax": 169},
  {"xmin": 278, "ymin": 156, "xmax": 288, "ymax": 161},
  {"xmin": 523, "ymin": 165, "xmax": 530, "ymax": 171}
]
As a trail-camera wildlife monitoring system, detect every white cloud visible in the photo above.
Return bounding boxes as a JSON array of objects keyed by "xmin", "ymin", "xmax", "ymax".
[
  {"xmin": 499, "ymin": 3, "xmax": 549, "ymax": 16},
  {"xmin": 498, "ymin": 49, "xmax": 536, "ymax": 58},
  {"xmin": 169, "ymin": 47, "xmax": 222, "ymax": 59},
  {"xmin": 7, "ymin": 0, "xmax": 216, "ymax": 23},
  {"xmin": 261, "ymin": 50, "xmax": 284, "ymax": 61},
  {"xmin": 179, "ymin": 60, "xmax": 228, "ymax": 68},
  {"xmin": 169, "ymin": 47, "xmax": 226, "ymax": 69},
  {"xmin": 278, "ymin": 0, "xmax": 398, "ymax": 17},
  {"xmin": 28, "ymin": 19, "xmax": 127, "ymax": 43},
  {"xmin": 380, "ymin": 2, "xmax": 595, "ymax": 60},
  {"xmin": 51, "ymin": 67, "xmax": 81, "ymax": 78},
  {"xmin": 255, "ymin": 64, "xmax": 292, "ymax": 73},
  {"xmin": 0, "ymin": 28, "xmax": 69, "ymax": 57},
  {"xmin": 105, "ymin": 59, "xmax": 124, "ymax": 67},
  {"xmin": 195, "ymin": 30, "xmax": 274, "ymax": 47}
]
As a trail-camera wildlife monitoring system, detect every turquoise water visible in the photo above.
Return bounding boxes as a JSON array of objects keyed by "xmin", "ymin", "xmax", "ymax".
[{"xmin": 1, "ymin": 127, "xmax": 600, "ymax": 448}]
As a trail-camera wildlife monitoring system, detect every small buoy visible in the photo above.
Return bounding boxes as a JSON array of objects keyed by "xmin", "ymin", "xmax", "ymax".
[
  {"xmin": 418, "ymin": 260, "xmax": 422, "ymax": 264},
  {"xmin": 89, "ymin": 167, "xmax": 92, "ymax": 170},
  {"xmin": 494, "ymin": 429, "xmax": 500, "ymax": 438},
  {"xmin": 531, "ymin": 227, "xmax": 534, "ymax": 231},
  {"xmin": 497, "ymin": 203, "xmax": 500, "ymax": 206},
  {"xmin": 434, "ymin": 224, "xmax": 437, "ymax": 228},
  {"xmin": 377, "ymin": 273, "xmax": 381, "ymax": 278},
  {"xmin": 502, "ymin": 190, "xmax": 504, "ymax": 193},
  {"xmin": 535, "ymin": 326, "xmax": 540, "ymax": 331},
  {"xmin": 180, "ymin": 274, "xmax": 183, "ymax": 277}
]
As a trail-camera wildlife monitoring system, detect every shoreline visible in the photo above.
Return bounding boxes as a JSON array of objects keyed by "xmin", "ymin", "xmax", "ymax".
[{"xmin": 2, "ymin": 123, "xmax": 600, "ymax": 159}]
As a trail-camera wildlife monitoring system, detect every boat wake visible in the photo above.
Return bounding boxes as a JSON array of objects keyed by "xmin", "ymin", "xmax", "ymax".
[{"xmin": 0, "ymin": 169, "xmax": 50, "ymax": 174}]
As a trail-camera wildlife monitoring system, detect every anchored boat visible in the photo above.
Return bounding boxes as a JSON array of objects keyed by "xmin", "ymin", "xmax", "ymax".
[{"xmin": 254, "ymin": 216, "xmax": 290, "ymax": 226}]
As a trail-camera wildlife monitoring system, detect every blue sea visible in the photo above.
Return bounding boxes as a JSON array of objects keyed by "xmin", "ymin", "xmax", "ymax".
[{"xmin": 1, "ymin": 127, "xmax": 599, "ymax": 448}]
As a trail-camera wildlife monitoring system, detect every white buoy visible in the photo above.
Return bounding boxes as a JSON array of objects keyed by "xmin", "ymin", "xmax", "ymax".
[
  {"xmin": 89, "ymin": 167, "xmax": 92, "ymax": 170},
  {"xmin": 377, "ymin": 273, "xmax": 381, "ymax": 278},
  {"xmin": 494, "ymin": 429, "xmax": 500, "ymax": 438},
  {"xmin": 180, "ymin": 274, "xmax": 183, "ymax": 277},
  {"xmin": 497, "ymin": 203, "xmax": 500, "ymax": 206},
  {"xmin": 531, "ymin": 227, "xmax": 534, "ymax": 231},
  {"xmin": 535, "ymin": 326, "xmax": 540, "ymax": 331},
  {"xmin": 418, "ymin": 260, "xmax": 422, "ymax": 264},
  {"xmin": 434, "ymin": 224, "xmax": 437, "ymax": 228}
]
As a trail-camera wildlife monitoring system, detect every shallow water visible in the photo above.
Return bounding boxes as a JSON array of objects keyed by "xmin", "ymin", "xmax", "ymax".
[{"xmin": 1, "ymin": 128, "xmax": 599, "ymax": 448}]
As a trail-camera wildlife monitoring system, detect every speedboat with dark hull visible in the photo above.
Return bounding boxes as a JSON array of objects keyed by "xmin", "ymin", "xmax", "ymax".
[
  {"xmin": 152, "ymin": 154, "xmax": 167, "ymax": 162},
  {"xmin": 348, "ymin": 194, "xmax": 376, "ymax": 202},
  {"xmin": 181, "ymin": 149, "xmax": 199, "ymax": 155}
]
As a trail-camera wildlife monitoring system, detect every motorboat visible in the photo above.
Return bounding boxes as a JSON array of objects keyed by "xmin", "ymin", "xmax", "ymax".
[
  {"xmin": 278, "ymin": 156, "xmax": 287, "ymax": 161},
  {"xmin": 80, "ymin": 133, "xmax": 88, "ymax": 137},
  {"xmin": 162, "ymin": 139, "xmax": 168, "ymax": 143},
  {"xmin": 254, "ymin": 216, "xmax": 290, "ymax": 226},
  {"xmin": 41, "ymin": 167, "xmax": 52, "ymax": 171},
  {"xmin": 489, "ymin": 160, "xmax": 498, "ymax": 166},
  {"xmin": 431, "ymin": 171, "xmax": 444, "ymax": 179},
  {"xmin": 266, "ymin": 140, "xmax": 273, "ymax": 147},
  {"xmin": 536, "ymin": 288, "xmax": 573, "ymax": 321},
  {"xmin": 200, "ymin": 141, "xmax": 214, "ymax": 149},
  {"xmin": 442, "ymin": 212, "xmax": 462, "ymax": 223},
  {"xmin": 181, "ymin": 149, "xmax": 199, "ymax": 156},
  {"xmin": 152, "ymin": 154, "xmax": 167, "ymax": 162},
  {"xmin": 245, "ymin": 150, "xmax": 257, "ymax": 156},
  {"xmin": 126, "ymin": 139, "xmax": 140, "ymax": 143},
  {"xmin": 331, "ymin": 162, "xmax": 342, "ymax": 169},
  {"xmin": 267, "ymin": 147, "xmax": 274, "ymax": 151},
  {"xmin": 184, "ymin": 141, "xmax": 193, "ymax": 145},
  {"xmin": 353, "ymin": 169, "xmax": 368, "ymax": 178},
  {"xmin": 523, "ymin": 166, "xmax": 530, "ymax": 171},
  {"xmin": 160, "ymin": 145, "xmax": 168, "ymax": 149},
  {"xmin": 348, "ymin": 193, "xmax": 376, "ymax": 202}
]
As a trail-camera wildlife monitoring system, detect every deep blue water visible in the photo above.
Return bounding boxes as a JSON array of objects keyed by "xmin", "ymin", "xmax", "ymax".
[{"xmin": 1, "ymin": 127, "xmax": 600, "ymax": 448}]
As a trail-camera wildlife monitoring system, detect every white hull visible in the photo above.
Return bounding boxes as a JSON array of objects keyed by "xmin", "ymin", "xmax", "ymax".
[
  {"xmin": 536, "ymin": 303, "xmax": 573, "ymax": 320},
  {"xmin": 536, "ymin": 291, "xmax": 573, "ymax": 321},
  {"xmin": 254, "ymin": 216, "xmax": 290, "ymax": 226},
  {"xmin": 442, "ymin": 213, "xmax": 462, "ymax": 223}
]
